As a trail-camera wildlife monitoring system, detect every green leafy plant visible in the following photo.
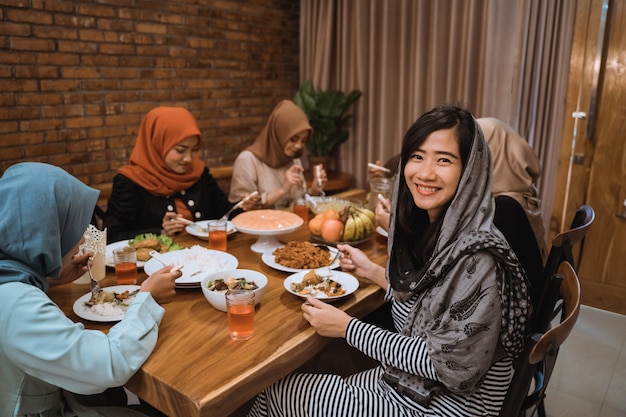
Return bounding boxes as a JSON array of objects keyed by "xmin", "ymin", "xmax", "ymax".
[{"xmin": 294, "ymin": 80, "xmax": 362, "ymax": 157}]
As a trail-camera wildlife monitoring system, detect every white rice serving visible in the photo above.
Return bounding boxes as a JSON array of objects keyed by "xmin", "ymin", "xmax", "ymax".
[
  {"xmin": 178, "ymin": 245, "xmax": 227, "ymax": 276},
  {"xmin": 90, "ymin": 294, "xmax": 136, "ymax": 317}
]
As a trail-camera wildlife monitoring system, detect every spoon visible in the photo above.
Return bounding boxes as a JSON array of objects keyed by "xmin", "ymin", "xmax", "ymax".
[
  {"xmin": 149, "ymin": 250, "xmax": 184, "ymax": 272},
  {"xmin": 304, "ymin": 193, "xmax": 318, "ymax": 209}
]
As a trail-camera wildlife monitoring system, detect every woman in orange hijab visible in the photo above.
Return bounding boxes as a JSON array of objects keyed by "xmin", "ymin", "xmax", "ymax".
[
  {"xmin": 105, "ymin": 107, "xmax": 257, "ymax": 242},
  {"xmin": 229, "ymin": 100, "xmax": 327, "ymax": 209}
]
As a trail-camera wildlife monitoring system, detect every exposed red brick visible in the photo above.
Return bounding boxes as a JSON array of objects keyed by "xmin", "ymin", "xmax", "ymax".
[{"xmin": 1, "ymin": 0, "xmax": 300, "ymax": 187}]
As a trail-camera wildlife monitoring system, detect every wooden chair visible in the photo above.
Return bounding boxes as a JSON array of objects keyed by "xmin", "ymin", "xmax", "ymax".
[
  {"xmin": 532, "ymin": 205, "xmax": 595, "ymax": 332},
  {"xmin": 499, "ymin": 261, "xmax": 581, "ymax": 417},
  {"xmin": 499, "ymin": 205, "xmax": 594, "ymax": 417}
]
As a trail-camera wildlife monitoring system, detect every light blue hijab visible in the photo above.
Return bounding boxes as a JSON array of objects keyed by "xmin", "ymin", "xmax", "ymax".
[{"xmin": 0, "ymin": 163, "xmax": 99, "ymax": 291}]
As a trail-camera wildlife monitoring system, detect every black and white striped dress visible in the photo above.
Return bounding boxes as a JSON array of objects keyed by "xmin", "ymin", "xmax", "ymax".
[{"xmin": 247, "ymin": 292, "xmax": 514, "ymax": 417}]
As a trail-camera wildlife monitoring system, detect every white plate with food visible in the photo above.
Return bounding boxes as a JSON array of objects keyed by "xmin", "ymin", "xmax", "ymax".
[
  {"xmin": 143, "ymin": 245, "xmax": 238, "ymax": 286},
  {"xmin": 73, "ymin": 285, "xmax": 140, "ymax": 322},
  {"xmin": 105, "ymin": 234, "xmax": 183, "ymax": 268},
  {"xmin": 283, "ymin": 270, "xmax": 359, "ymax": 301},
  {"xmin": 185, "ymin": 220, "xmax": 236, "ymax": 239},
  {"xmin": 262, "ymin": 242, "xmax": 341, "ymax": 273}
]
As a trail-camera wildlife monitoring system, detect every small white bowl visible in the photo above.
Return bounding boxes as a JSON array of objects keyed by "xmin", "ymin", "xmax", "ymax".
[{"xmin": 201, "ymin": 269, "xmax": 268, "ymax": 312}]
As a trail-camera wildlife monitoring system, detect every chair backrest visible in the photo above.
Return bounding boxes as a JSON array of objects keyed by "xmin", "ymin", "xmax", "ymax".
[
  {"xmin": 498, "ymin": 261, "xmax": 582, "ymax": 417},
  {"xmin": 529, "ymin": 262, "xmax": 581, "ymax": 365},
  {"xmin": 532, "ymin": 205, "xmax": 594, "ymax": 331},
  {"xmin": 545, "ymin": 205, "xmax": 595, "ymax": 272},
  {"xmin": 493, "ymin": 195, "xmax": 544, "ymax": 312}
]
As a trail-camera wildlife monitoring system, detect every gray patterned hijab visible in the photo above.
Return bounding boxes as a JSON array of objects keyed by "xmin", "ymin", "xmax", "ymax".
[{"xmin": 385, "ymin": 105, "xmax": 530, "ymax": 403}]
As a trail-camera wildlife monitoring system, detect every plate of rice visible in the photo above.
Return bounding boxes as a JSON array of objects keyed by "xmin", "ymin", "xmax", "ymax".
[
  {"xmin": 73, "ymin": 285, "xmax": 140, "ymax": 322},
  {"xmin": 143, "ymin": 245, "xmax": 239, "ymax": 287}
]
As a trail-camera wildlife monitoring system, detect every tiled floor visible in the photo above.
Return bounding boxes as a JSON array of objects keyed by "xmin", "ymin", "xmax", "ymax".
[{"xmin": 543, "ymin": 305, "xmax": 626, "ymax": 417}]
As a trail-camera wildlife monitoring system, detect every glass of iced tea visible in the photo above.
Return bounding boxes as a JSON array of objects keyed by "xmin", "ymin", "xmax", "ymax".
[
  {"xmin": 113, "ymin": 247, "xmax": 138, "ymax": 285},
  {"xmin": 226, "ymin": 289, "xmax": 255, "ymax": 340},
  {"xmin": 208, "ymin": 219, "xmax": 228, "ymax": 251},
  {"xmin": 292, "ymin": 198, "xmax": 309, "ymax": 223}
]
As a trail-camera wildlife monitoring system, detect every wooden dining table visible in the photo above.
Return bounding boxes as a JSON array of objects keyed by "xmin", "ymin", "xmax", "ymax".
[{"xmin": 48, "ymin": 215, "xmax": 389, "ymax": 417}]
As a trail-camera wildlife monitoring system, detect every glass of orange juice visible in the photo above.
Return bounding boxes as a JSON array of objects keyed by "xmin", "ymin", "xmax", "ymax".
[
  {"xmin": 293, "ymin": 197, "xmax": 309, "ymax": 223},
  {"xmin": 226, "ymin": 289, "xmax": 255, "ymax": 340},
  {"xmin": 208, "ymin": 219, "xmax": 228, "ymax": 251},
  {"xmin": 113, "ymin": 247, "xmax": 138, "ymax": 285}
]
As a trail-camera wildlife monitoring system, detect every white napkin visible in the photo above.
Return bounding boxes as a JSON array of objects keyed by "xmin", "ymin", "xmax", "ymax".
[{"xmin": 74, "ymin": 225, "xmax": 107, "ymax": 284}]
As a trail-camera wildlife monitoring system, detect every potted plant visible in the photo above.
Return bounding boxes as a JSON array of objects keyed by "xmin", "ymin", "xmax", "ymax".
[{"xmin": 294, "ymin": 80, "xmax": 362, "ymax": 159}]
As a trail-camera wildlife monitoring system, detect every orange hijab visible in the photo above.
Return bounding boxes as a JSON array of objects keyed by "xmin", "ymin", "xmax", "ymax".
[
  {"xmin": 245, "ymin": 100, "xmax": 312, "ymax": 168},
  {"xmin": 118, "ymin": 107, "xmax": 205, "ymax": 197}
]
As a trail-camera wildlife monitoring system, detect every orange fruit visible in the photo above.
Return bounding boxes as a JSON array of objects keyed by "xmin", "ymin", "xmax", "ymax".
[
  {"xmin": 323, "ymin": 208, "xmax": 340, "ymax": 221},
  {"xmin": 308, "ymin": 214, "xmax": 324, "ymax": 236},
  {"xmin": 320, "ymin": 219, "xmax": 344, "ymax": 242}
]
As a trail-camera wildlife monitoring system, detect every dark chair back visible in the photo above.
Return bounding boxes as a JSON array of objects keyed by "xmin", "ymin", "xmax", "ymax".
[
  {"xmin": 499, "ymin": 204, "xmax": 594, "ymax": 417},
  {"xmin": 533, "ymin": 205, "xmax": 594, "ymax": 332},
  {"xmin": 499, "ymin": 262, "xmax": 581, "ymax": 417},
  {"xmin": 493, "ymin": 195, "xmax": 544, "ymax": 321}
]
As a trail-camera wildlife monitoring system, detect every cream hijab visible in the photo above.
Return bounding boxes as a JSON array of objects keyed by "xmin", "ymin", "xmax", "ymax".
[
  {"xmin": 245, "ymin": 100, "xmax": 312, "ymax": 168},
  {"xmin": 478, "ymin": 117, "xmax": 547, "ymax": 261}
]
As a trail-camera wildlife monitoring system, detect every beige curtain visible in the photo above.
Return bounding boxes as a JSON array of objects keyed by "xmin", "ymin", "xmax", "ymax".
[{"xmin": 300, "ymin": 0, "xmax": 574, "ymax": 235}]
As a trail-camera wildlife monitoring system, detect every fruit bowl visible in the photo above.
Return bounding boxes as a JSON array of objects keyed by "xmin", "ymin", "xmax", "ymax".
[
  {"xmin": 308, "ymin": 205, "xmax": 375, "ymax": 245},
  {"xmin": 307, "ymin": 196, "xmax": 363, "ymax": 215}
]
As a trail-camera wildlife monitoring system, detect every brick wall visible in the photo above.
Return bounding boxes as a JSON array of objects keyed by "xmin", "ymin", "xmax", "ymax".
[{"xmin": 0, "ymin": 0, "xmax": 300, "ymax": 192}]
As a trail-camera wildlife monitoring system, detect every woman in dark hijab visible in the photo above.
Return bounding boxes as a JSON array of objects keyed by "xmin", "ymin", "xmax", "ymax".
[{"xmin": 246, "ymin": 105, "xmax": 530, "ymax": 417}]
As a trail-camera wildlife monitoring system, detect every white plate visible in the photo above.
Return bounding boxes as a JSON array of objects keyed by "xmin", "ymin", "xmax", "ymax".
[
  {"xmin": 376, "ymin": 226, "xmax": 388, "ymax": 238},
  {"xmin": 73, "ymin": 285, "xmax": 140, "ymax": 322},
  {"xmin": 143, "ymin": 246, "xmax": 238, "ymax": 286},
  {"xmin": 262, "ymin": 245, "xmax": 341, "ymax": 273},
  {"xmin": 185, "ymin": 220, "xmax": 236, "ymax": 239},
  {"xmin": 283, "ymin": 271, "xmax": 359, "ymax": 301},
  {"xmin": 105, "ymin": 241, "xmax": 146, "ymax": 269}
]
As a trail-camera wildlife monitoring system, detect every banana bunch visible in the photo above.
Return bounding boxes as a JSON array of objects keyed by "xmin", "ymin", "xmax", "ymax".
[{"xmin": 343, "ymin": 206, "xmax": 376, "ymax": 241}]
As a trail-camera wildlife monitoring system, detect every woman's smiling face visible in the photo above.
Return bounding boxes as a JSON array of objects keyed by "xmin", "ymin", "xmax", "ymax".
[{"xmin": 403, "ymin": 127, "xmax": 463, "ymax": 223}]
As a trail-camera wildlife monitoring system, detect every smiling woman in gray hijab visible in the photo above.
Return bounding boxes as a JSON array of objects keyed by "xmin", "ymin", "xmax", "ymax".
[
  {"xmin": 0, "ymin": 162, "xmax": 179, "ymax": 417},
  {"xmin": 246, "ymin": 105, "xmax": 531, "ymax": 417}
]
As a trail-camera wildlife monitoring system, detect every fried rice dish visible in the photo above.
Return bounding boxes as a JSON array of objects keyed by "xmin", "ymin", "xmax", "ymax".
[{"xmin": 272, "ymin": 241, "xmax": 332, "ymax": 269}]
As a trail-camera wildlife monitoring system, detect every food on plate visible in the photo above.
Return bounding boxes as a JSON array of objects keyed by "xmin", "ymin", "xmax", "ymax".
[
  {"xmin": 290, "ymin": 270, "xmax": 345, "ymax": 297},
  {"xmin": 272, "ymin": 241, "xmax": 332, "ymax": 269},
  {"xmin": 128, "ymin": 233, "xmax": 182, "ymax": 261},
  {"xmin": 84, "ymin": 288, "xmax": 139, "ymax": 316},
  {"xmin": 206, "ymin": 277, "xmax": 259, "ymax": 292},
  {"xmin": 308, "ymin": 206, "xmax": 376, "ymax": 242}
]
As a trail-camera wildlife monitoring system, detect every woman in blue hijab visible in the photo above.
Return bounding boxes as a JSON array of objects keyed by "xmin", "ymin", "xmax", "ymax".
[{"xmin": 0, "ymin": 162, "xmax": 180, "ymax": 416}]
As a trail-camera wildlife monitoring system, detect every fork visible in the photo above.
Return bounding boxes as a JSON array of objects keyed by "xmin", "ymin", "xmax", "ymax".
[
  {"xmin": 319, "ymin": 248, "xmax": 342, "ymax": 277},
  {"xmin": 85, "ymin": 256, "xmax": 101, "ymax": 297}
]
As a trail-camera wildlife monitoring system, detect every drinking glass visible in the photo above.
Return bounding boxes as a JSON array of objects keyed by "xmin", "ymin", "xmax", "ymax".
[
  {"xmin": 292, "ymin": 197, "xmax": 309, "ymax": 223},
  {"xmin": 226, "ymin": 290, "xmax": 255, "ymax": 340},
  {"xmin": 113, "ymin": 247, "xmax": 138, "ymax": 285},
  {"xmin": 208, "ymin": 219, "xmax": 228, "ymax": 251},
  {"xmin": 368, "ymin": 177, "xmax": 394, "ymax": 212}
]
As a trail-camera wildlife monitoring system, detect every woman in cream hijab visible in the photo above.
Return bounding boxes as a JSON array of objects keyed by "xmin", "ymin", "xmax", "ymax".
[
  {"xmin": 478, "ymin": 117, "xmax": 548, "ymax": 262},
  {"xmin": 230, "ymin": 100, "xmax": 327, "ymax": 209}
]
